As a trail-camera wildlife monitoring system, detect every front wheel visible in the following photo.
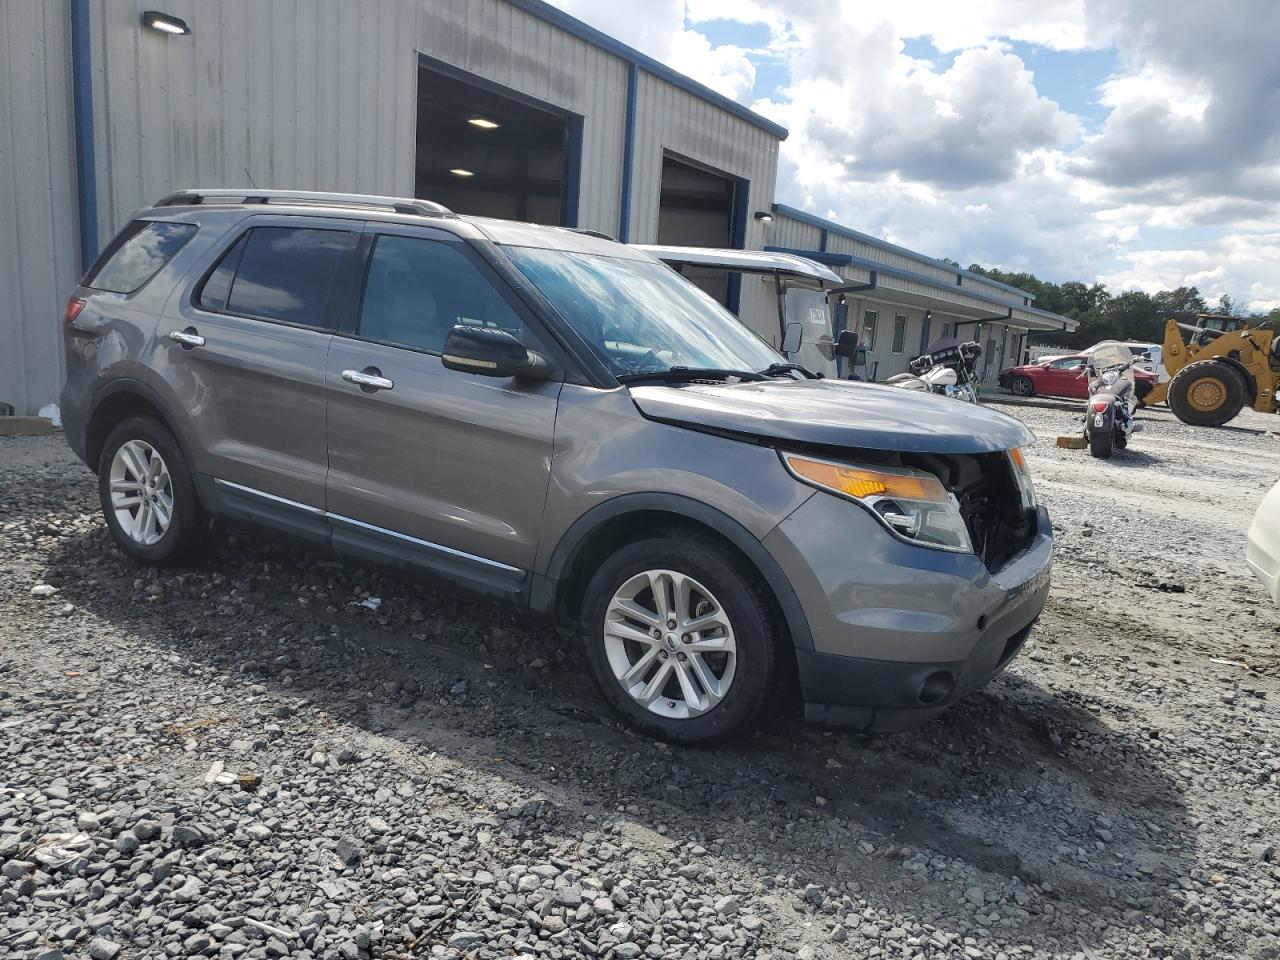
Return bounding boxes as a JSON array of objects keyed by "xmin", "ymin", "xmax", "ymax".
[
  {"xmin": 1088, "ymin": 426, "xmax": 1114, "ymax": 459},
  {"xmin": 1167, "ymin": 360, "xmax": 1247, "ymax": 427},
  {"xmin": 580, "ymin": 532, "xmax": 778, "ymax": 744},
  {"xmin": 1010, "ymin": 376, "xmax": 1034, "ymax": 397}
]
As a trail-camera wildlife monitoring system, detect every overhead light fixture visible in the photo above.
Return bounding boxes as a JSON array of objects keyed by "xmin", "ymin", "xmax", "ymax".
[
  {"xmin": 754, "ymin": 211, "xmax": 774, "ymax": 223},
  {"xmin": 467, "ymin": 117, "xmax": 500, "ymax": 130},
  {"xmin": 141, "ymin": 10, "xmax": 191, "ymax": 35},
  {"xmin": 449, "ymin": 168, "xmax": 475, "ymax": 178}
]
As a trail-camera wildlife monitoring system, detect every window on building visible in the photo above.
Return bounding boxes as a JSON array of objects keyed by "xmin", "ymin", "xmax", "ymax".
[
  {"xmin": 892, "ymin": 314, "xmax": 907, "ymax": 354},
  {"xmin": 359, "ymin": 235, "xmax": 526, "ymax": 353},
  {"xmin": 862, "ymin": 310, "xmax": 878, "ymax": 350},
  {"xmin": 941, "ymin": 322, "xmax": 954, "ymax": 339},
  {"xmin": 199, "ymin": 227, "xmax": 355, "ymax": 328},
  {"xmin": 86, "ymin": 220, "xmax": 197, "ymax": 294}
]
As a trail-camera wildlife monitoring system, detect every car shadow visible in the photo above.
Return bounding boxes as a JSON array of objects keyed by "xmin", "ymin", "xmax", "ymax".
[{"xmin": 38, "ymin": 520, "xmax": 1202, "ymax": 952}]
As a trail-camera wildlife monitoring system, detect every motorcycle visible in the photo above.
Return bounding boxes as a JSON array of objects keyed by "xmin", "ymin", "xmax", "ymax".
[
  {"xmin": 884, "ymin": 339, "xmax": 983, "ymax": 403},
  {"xmin": 1082, "ymin": 340, "xmax": 1142, "ymax": 459}
]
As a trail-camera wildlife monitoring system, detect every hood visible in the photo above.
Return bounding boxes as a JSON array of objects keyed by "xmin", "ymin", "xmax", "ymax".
[{"xmin": 629, "ymin": 378, "xmax": 1034, "ymax": 454}]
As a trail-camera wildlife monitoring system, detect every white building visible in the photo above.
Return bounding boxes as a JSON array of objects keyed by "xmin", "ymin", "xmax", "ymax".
[
  {"xmin": 765, "ymin": 205, "xmax": 1076, "ymax": 385},
  {"xmin": 0, "ymin": 0, "xmax": 1072, "ymax": 414}
]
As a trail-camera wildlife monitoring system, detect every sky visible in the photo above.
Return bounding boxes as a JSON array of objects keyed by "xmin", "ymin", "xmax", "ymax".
[{"xmin": 545, "ymin": 0, "xmax": 1280, "ymax": 313}]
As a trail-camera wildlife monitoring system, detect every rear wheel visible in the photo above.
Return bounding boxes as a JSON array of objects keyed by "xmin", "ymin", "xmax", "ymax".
[
  {"xmin": 580, "ymin": 531, "xmax": 777, "ymax": 744},
  {"xmin": 97, "ymin": 417, "xmax": 205, "ymax": 565},
  {"xmin": 1089, "ymin": 427, "xmax": 1114, "ymax": 459},
  {"xmin": 1010, "ymin": 376, "xmax": 1034, "ymax": 397},
  {"xmin": 1168, "ymin": 360, "xmax": 1247, "ymax": 427}
]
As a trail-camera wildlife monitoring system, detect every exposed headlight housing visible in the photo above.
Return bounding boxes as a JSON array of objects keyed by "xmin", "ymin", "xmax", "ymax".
[
  {"xmin": 781, "ymin": 452, "xmax": 973, "ymax": 553},
  {"xmin": 1008, "ymin": 446, "xmax": 1037, "ymax": 509}
]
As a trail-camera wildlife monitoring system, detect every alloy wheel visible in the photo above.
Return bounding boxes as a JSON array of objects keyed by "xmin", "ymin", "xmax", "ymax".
[
  {"xmin": 108, "ymin": 440, "xmax": 173, "ymax": 546},
  {"xmin": 602, "ymin": 569, "xmax": 737, "ymax": 720}
]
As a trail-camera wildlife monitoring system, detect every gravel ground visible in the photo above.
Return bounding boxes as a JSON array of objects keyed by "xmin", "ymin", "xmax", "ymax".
[{"xmin": 2, "ymin": 401, "xmax": 1280, "ymax": 960}]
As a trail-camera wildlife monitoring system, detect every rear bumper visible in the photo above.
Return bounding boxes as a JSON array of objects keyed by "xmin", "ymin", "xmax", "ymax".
[
  {"xmin": 764, "ymin": 494, "xmax": 1053, "ymax": 731},
  {"xmin": 58, "ymin": 382, "xmax": 89, "ymax": 466}
]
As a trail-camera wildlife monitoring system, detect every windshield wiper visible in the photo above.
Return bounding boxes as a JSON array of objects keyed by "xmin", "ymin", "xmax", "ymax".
[
  {"xmin": 616, "ymin": 366, "xmax": 769, "ymax": 384},
  {"xmin": 761, "ymin": 361, "xmax": 820, "ymax": 379}
]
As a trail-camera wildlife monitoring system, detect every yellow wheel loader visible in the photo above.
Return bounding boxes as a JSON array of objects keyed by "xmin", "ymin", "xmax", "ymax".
[{"xmin": 1143, "ymin": 314, "xmax": 1279, "ymax": 427}]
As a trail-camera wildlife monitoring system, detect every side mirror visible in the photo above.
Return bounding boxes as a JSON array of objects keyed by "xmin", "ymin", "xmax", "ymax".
[
  {"xmin": 833, "ymin": 329, "xmax": 860, "ymax": 359},
  {"xmin": 781, "ymin": 321, "xmax": 804, "ymax": 356},
  {"xmin": 441, "ymin": 325, "xmax": 552, "ymax": 380}
]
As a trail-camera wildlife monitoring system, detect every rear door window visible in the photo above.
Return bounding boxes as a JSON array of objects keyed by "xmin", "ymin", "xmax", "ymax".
[
  {"xmin": 85, "ymin": 220, "xmax": 197, "ymax": 294},
  {"xmin": 198, "ymin": 226, "xmax": 355, "ymax": 329}
]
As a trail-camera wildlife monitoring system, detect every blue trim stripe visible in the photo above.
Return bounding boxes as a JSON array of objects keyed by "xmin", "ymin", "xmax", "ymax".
[
  {"xmin": 770, "ymin": 203, "xmax": 1034, "ymax": 302},
  {"xmin": 504, "ymin": 0, "xmax": 788, "ymax": 141},
  {"xmin": 618, "ymin": 63, "xmax": 638, "ymax": 242},
  {"xmin": 70, "ymin": 0, "xmax": 99, "ymax": 272}
]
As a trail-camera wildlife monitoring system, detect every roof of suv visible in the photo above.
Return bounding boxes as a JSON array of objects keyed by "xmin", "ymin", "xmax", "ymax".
[{"xmin": 151, "ymin": 188, "xmax": 651, "ymax": 260}]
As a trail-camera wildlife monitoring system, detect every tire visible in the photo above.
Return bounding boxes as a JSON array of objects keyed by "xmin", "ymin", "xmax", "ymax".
[
  {"xmin": 1010, "ymin": 376, "xmax": 1034, "ymax": 397},
  {"xmin": 1167, "ymin": 360, "xmax": 1248, "ymax": 427},
  {"xmin": 580, "ymin": 530, "xmax": 778, "ymax": 745},
  {"xmin": 97, "ymin": 416, "xmax": 206, "ymax": 565},
  {"xmin": 1088, "ymin": 427, "xmax": 1114, "ymax": 459}
]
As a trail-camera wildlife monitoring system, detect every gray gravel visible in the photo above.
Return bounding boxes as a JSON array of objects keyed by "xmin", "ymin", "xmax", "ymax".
[{"xmin": 2, "ymin": 401, "xmax": 1280, "ymax": 960}]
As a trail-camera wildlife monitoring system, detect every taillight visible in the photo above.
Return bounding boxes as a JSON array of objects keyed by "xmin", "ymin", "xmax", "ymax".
[
  {"xmin": 1091, "ymin": 400, "xmax": 1109, "ymax": 412},
  {"xmin": 64, "ymin": 298, "xmax": 87, "ymax": 325}
]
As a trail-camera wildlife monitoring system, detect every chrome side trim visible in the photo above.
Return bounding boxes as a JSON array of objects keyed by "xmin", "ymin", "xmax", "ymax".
[
  {"xmin": 214, "ymin": 477, "xmax": 325, "ymax": 515},
  {"xmin": 328, "ymin": 512, "xmax": 522, "ymax": 573},
  {"xmin": 211, "ymin": 477, "xmax": 522, "ymax": 574}
]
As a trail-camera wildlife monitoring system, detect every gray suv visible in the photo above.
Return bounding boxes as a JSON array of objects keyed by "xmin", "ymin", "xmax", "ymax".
[{"xmin": 61, "ymin": 189, "xmax": 1052, "ymax": 744}]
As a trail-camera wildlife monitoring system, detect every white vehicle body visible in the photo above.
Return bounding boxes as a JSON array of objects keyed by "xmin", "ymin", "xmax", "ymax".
[
  {"xmin": 635, "ymin": 245, "xmax": 846, "ymax": 378},
  {"xmin": 1248, "ymin": 478, "xmax": 1280, "ymax": 606}
]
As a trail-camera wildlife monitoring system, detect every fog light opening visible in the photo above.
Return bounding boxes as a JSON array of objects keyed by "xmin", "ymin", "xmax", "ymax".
[
  {"xmin": 976, "ymin": 614, "xmax": 988, "ymax": 631},
  {"xmin": 918, "ymin": 670, "xmax": 955, "ymax": 706}
]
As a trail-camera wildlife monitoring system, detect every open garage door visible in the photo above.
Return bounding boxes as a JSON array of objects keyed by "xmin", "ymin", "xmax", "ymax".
[
  {"xmin": 657, "ymin": 154, "xmax": 746, "ymax": 307},
  {"xmin": 415, "ymin": 60, "xmax": 581, "ymax": 225}
]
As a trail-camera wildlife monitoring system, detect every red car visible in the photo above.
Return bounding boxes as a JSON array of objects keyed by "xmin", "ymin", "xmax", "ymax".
[{"xmin": 999, "ymin": 355, "xmax": 1157, "ymax": 400}]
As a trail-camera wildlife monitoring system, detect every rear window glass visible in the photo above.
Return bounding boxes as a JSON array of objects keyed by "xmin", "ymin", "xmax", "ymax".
[
  {"xmin": 85, "ymin": 220, "xmax": 197, "ymax": 294},
  {"xmin": 197, "ymin": 226, "xmax": 354, "ymax": 327}
]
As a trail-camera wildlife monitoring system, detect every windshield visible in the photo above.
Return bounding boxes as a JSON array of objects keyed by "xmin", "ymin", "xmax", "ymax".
[{"xmin": 505, "ymin": 247, "xmax": 782, "ymax": 379}]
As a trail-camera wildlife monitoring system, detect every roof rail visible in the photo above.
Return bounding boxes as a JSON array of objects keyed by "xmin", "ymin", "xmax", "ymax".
[
  {"xmin": 560, "ymin": 226, "xmax": 617, "ymax": 242},
  {"xmin": 155, "ymin": 189, "xmax": 453, "ymax": 217}
]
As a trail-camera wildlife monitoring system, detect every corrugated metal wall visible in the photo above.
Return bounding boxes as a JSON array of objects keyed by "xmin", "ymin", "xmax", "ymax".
[
  {"xmin": 628, "ymin": 71, "xmax": 779, "ymax": 247},
  {"xmin": 4, "ymin": 0, "xmax": 788, "ymax": 414},
  {"xmin": 87, "ymin": 0, "xmax": 631, "ymax": 245},
  {"xmin": 0, "ymin": 0, "xmax": 81, "ymax": 415}
]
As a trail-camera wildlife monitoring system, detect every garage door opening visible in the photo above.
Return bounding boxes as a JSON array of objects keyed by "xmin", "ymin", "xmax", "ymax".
[
  {"xmin": 415, "ymin": 60, "xmax": 580, "ymax": 225},
  {"xmin": 657, "ymin": 154, "xmax": 746, "ymax": 306}
]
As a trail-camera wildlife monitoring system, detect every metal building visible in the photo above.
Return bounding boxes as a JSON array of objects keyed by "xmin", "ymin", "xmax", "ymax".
[
  {"xmin": 765, "ymin": 206, "xmax": 1078, "ymax": 384},
  {"xmin": 0, "ymin": 0, "xmax": 785, "ymax": 414},
  {"xmin": 0, "ymin": 0, "xmax": 1072, "ymax": 415}
]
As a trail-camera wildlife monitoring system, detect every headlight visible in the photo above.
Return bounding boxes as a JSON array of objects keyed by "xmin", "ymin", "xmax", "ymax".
[
  {"xmin": 1008, "ymin": 446, "xmax": 1037, "ymax": 509},
  {"xmin": 781, "ymin": 453, "xmax": 973, "ymax": 553}
]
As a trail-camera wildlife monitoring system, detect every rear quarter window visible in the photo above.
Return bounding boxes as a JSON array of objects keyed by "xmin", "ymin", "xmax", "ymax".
[
  {"xmin": 85, "ymin": 220, "xmax": 198, "ymax": 294},
  {"xmin": 196, "ymin": 226, "xmax": 354, "ymax": 328}
]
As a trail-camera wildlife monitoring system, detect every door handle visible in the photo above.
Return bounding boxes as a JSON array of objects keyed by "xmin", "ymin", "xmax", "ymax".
[
  {"xmin": 168, "ymin": 328, "xmax": 205, "ymax": 349},
  {"xmin": 341, "ymin": 368, "xmax": 394, "ymax": 392}
]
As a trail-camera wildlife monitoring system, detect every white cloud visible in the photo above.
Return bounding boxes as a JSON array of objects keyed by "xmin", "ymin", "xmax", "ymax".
[
  {"xmin": 545, "ymin": 0, "xmax": 1280, "ymax": 312},
  {"xmin": 1100, "ymin": 233, "xmax": 1280, "ymax": 314}
]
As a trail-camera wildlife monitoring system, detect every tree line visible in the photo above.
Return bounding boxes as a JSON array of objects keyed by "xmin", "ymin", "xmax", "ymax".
[{"xmin": 960, "ymin": 264, "xmax": 1279, "ymax": 349}]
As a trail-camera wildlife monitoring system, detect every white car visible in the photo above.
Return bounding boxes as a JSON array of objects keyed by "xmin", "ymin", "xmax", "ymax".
[{"xmin": 1248, "ymin": 478, "xmax": 1280, "ymax": 606}]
